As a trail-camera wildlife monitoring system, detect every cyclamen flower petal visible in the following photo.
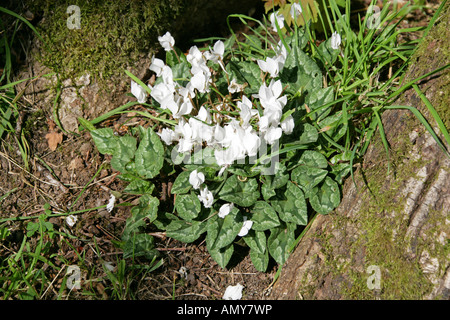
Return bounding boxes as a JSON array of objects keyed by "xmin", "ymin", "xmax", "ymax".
[
  {"xmin": 198, "ymin": 186, "xmax": 214, "ymax": 208},
  {"xmin": 189, "ymin": 169, "xmax": 205, "ymax": 190},
  {"xmin": 204, "ymin": 40, "xmax": 224, "ymax": 63},
  {"xmin": 264, "ymin": 126, "xmax": 282, "ymax": 145},
  {"xmin": 257, "ymin": 56, "xmax": 283, "ymax": 78},
  {"xmin": 269, "ymin": 12, "xmax": 285, "ymax": 30},
  {"xmin": 281, "ymin": 115, "xmax": 295, "ymax": 134},
  {"xmin": 223, "ymin": 283, "xmax": 244, "ymax": 300},
  {"xmin": 331, "ymin": 31, "xmax": 341, "ymax": 50},
  {"xmin": 238, "ymin": 216, "xmax": 253, "ymax": 237},
  {"xmin": 131, "ymin": 81, "xmax": 147, "ymax": 104},
  {"xmin": 218, "ymin": 203, "xmax": 234, "ymax": 218},
  {"xmin": 190, "ymin": 71, "xmax": 209, "ymax": 93},
  {"xmin": 158, "ymin": 31, "xmax": 175, "ymax": 51},
  {"xmin": 158, "ymin": 128, "xmax": 175, "ymax": 145},
  {"xmin": 290, "ymin": 2, "xmax": 303, "ymax": 18},
  {"xmin": 186, "ymin": 45, "xmax": 204, "ymax": 67},
  {"xmin": 242, "ymin": 127, "xmax": 261, "ymax": 157},
  {"xmin": 149, "ymin": 56, "xmax": 165, "ymax": 77},
  {"xmin": 66, "ymin": 215, "xmax": 77, "ymax": 227},
  {"xmin": 106, "ymin": 194, "xmax": 116, "ymax": 212},
  {"xmin": 197, "ymin": 106, "xmax": 212, "ymax": 124},
  {"xmin": 238, "ymin": 95, "xmax": 257, "ymax": 128}
]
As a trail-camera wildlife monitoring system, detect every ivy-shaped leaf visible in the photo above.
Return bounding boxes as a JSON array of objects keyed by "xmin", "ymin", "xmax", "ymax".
[
  {"xmin": 271, "ymin": 181, "xmax": 308, "ymax": 225},
  {"xmin": 171, "ymin": 170, "xmax": 192, "ymax": 195},
  {"xmin": 299, "ymin": 150, "xmax": 328, "ymax": 168},
  {"xmin": 304, "ymin": 86, "xmax": 334, "ymax": 121},
  {"xmin": 135, "ymin": 126, "xmax": 164, "ymax": 179},
  {"xmin": 291, "ymin": 165, "xmax": 328, "ymax": 196},
  {"xmin": 250, "ymin": 201, "xmax": 280, "ymax": 231},
  {"xmin": 243, "ymin": 230, "xmax": 270, "ymax": 272},
  {"xmin": 218, "ymin": 175, "xmax": 259, "ymax": 207},
  {"xmin": 110, "ymin": 135, "xmax": 137, "ymax": 173},
  {"xmin": 267, "ymin": 223, "xmax": 296, "ymax": 265},
  {"xmin": 280, "ymin": 44, "xmax": 322, "ymax": 96},
  {"xmin": 209, "ymin": 243, "xmax": 234, "ymax": 269},
  {"xmin": 175, "ymin": 192, "xmax": 201, "ymax": 221},
  {"xmin": 122, "ymin": 195, "xmax": 159, "ymax": 242},
  {"xmin": 123, "ymin": 178, "xmax": 155, "ymax": 195},
  {"xmin": 90, "ymin": 128, "xmax": 117, "ymax": 155},
  {"xmin": 122, "ymin": 233, "xmax": 158, "ymax": 260},
  {"xmin": 166, "ymin": 220, "xmax": 207, "ymax": 243},
  {"xmin": 309, "ymin": 176, "xmax": 341, "ymax": 215},
  {"xmin": 206, "ymin": 207, "xmax": 243, "ymax": 251}
]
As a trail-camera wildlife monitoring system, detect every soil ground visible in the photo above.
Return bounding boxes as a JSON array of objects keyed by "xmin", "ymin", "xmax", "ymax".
[{"xmin": 0, "ymin": 1, "xmax": 442, "ymax": 300}]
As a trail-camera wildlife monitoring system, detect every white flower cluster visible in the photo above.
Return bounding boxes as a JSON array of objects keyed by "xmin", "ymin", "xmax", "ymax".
[{"xmin": 130, "ymin": 32, "xmax": 295, "ymax": 175}]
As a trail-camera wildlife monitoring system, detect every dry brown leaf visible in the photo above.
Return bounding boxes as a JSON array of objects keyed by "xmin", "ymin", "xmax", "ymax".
[{"xmin": 45, "ymin": 131, "xmax": 63, "ymax": 151}]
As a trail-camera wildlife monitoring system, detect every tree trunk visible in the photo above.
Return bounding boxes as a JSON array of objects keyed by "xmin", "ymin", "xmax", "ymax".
[{"xmin": 269, "ymin": 5, "xmax": 450, "ymax": 300}]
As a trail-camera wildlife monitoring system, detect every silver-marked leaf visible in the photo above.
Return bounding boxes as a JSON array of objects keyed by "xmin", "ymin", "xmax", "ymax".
[
  {"xmin": 209, "ymin": 243, "xmax": 234, "ymax": 269},
  {"xmin": 267, "ymin": 223, "xmax": 296, "ymax": 265},
  {"xmin": 271, "ymin": 181, "xmax": 308, "ymax": 226},
  {"xmin": 299, "ymin": 150, "xmax": 328, "ymax": 168},
  {"xmin": 250, "ymin": 201, "xmax": 280, "ymax": 231},
  {"xmin": 206, "ymin": 207, "xmax": 243, "ymax": 251},
  {"xmin": 122, "ymin": 233, "xmax": 158, "ymax": 260},
  {"xmin": 243, "ymin": 230, "xmax": 266, "ymax": 254},
  {"xmin": 250, "ymin": 247, "xmax": 269, "ymax": 272},
  {"xmin": 90, "ymin": 128, "xmax": 117, "ymax": 155},
  {"xmin": 304, "ymin": 86, "xmax": 334, "ymax": 121},
  {"xmin": 122, "ymin": 195, "xmax": 159, "ymax": 241},
  {"xmin": 175, "ymin": 192, "xmax": 201, "ymax": 221},
  {"xmin": 280, "ymin": 45, "xmax": 322, "ymax": 95},
  {"xmin": 310, "ymin": 176, "xmax": 341, "ymax": 215},
  {"xmin": 123, "ymin": 178, "xmax": 155, "ymax": 195},
  {"xmin": 297, "ymin": 123, "xmax": 318, "ymax": 145},
  {"xmin": 171, "ymin": 170, "xmax": 192, "ymax": 195},
  {"xmin": 135, "ymin": 127, "xmax": 164, "ymax": 179},
  {"xmin": 166, "ymin": 220, "xmax": 207, "ymax": 243},
  {"xmin": 110, "ymin": 135, "xmax": 137, "ymax": 173},
  {"xmin": 291, "ymin": 165, "xmax": 328, "ymax": 196},
  {"xmin": 218, "ymin": 175, "xmax": 259, "ymax": 207}
]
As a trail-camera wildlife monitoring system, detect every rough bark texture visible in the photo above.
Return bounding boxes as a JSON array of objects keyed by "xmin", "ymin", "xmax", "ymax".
[{"xmin": 270, "ymin": 5, "xmax": 450, "ymax": 300}]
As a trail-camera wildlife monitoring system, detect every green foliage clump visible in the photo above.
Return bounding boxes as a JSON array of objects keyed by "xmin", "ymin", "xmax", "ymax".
[{"xmin": 31, "ymin": 0, "xmax": 185, "ymax": 83}]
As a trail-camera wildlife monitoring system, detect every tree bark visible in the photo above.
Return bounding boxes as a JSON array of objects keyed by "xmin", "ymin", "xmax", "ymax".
[{"xmin": 269, "ymin": 5, "xmax": 450, "ymax": 300}]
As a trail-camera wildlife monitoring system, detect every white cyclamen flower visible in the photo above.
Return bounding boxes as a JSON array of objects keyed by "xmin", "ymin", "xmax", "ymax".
[
  {"xmin": 106, "ymin": 194, "xmax": 116, "ymax": 212},
  {"xmin": 330, "ymin": 31, "xmax": 341, "ymax": 50},
  {"xmin": 158, "ymin": 128, "xmax": 175, "ymax": 145},
  {"xmin": 223, "ymin": 283, "xmax": 244, "ymax": 300},
  {"xmin": 238, "ymin": 95, "xmax": 257, "ymax": 129},
  {"xmin": 198, "ymin": 186, "xmax": 214, "ymax": 208},
  {"xmin": 290, "ymin": 2, "xmax": 303, "ymax": 18},
  {"xmin": 218, "ymin": 203, "xmax": 234, "ymax": 219},
  {"xmin": 158, "ymin": 31, "xmax": 175, "ymax": 51},
  {"xmin": 189, "ymin": 169, "xmax": 205, "ymax": 190},
  {"xmin": 149, "ymin": 56, "xmax": 165, "ymax": 77},
  {"xmin": 131, "ymin": 80, "xmax": 147, "ymax": 104},
  {"xmin": 204, "ymin": 40, "xmax": 224, "ymax": 63},
  {"xmin": 269, "ymin": 12, "xmax": 285, "ymax": 30},
  {"xmin": 281, "ymin": 115, "xmax": 295, "ymax": 134},
  {"xmin": 66, "ymin": 215, "xmax": 77, "ymax": 227},
  {"xmin": 257, "ymin": 56, "xmax": 284, "ymax": 78},
  {"xmin": 238, "ymin": 216, "xmax": 253, "ymax": 237}
]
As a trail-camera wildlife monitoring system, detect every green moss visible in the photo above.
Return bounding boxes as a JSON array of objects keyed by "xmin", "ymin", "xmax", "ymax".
[
  {"xmin": 31, "ymin": 0, "xmax": 185, "ymax": 87},
  {"xmin": 407, "ymin": 2, "xmax": 450, "ymax": 129}
]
